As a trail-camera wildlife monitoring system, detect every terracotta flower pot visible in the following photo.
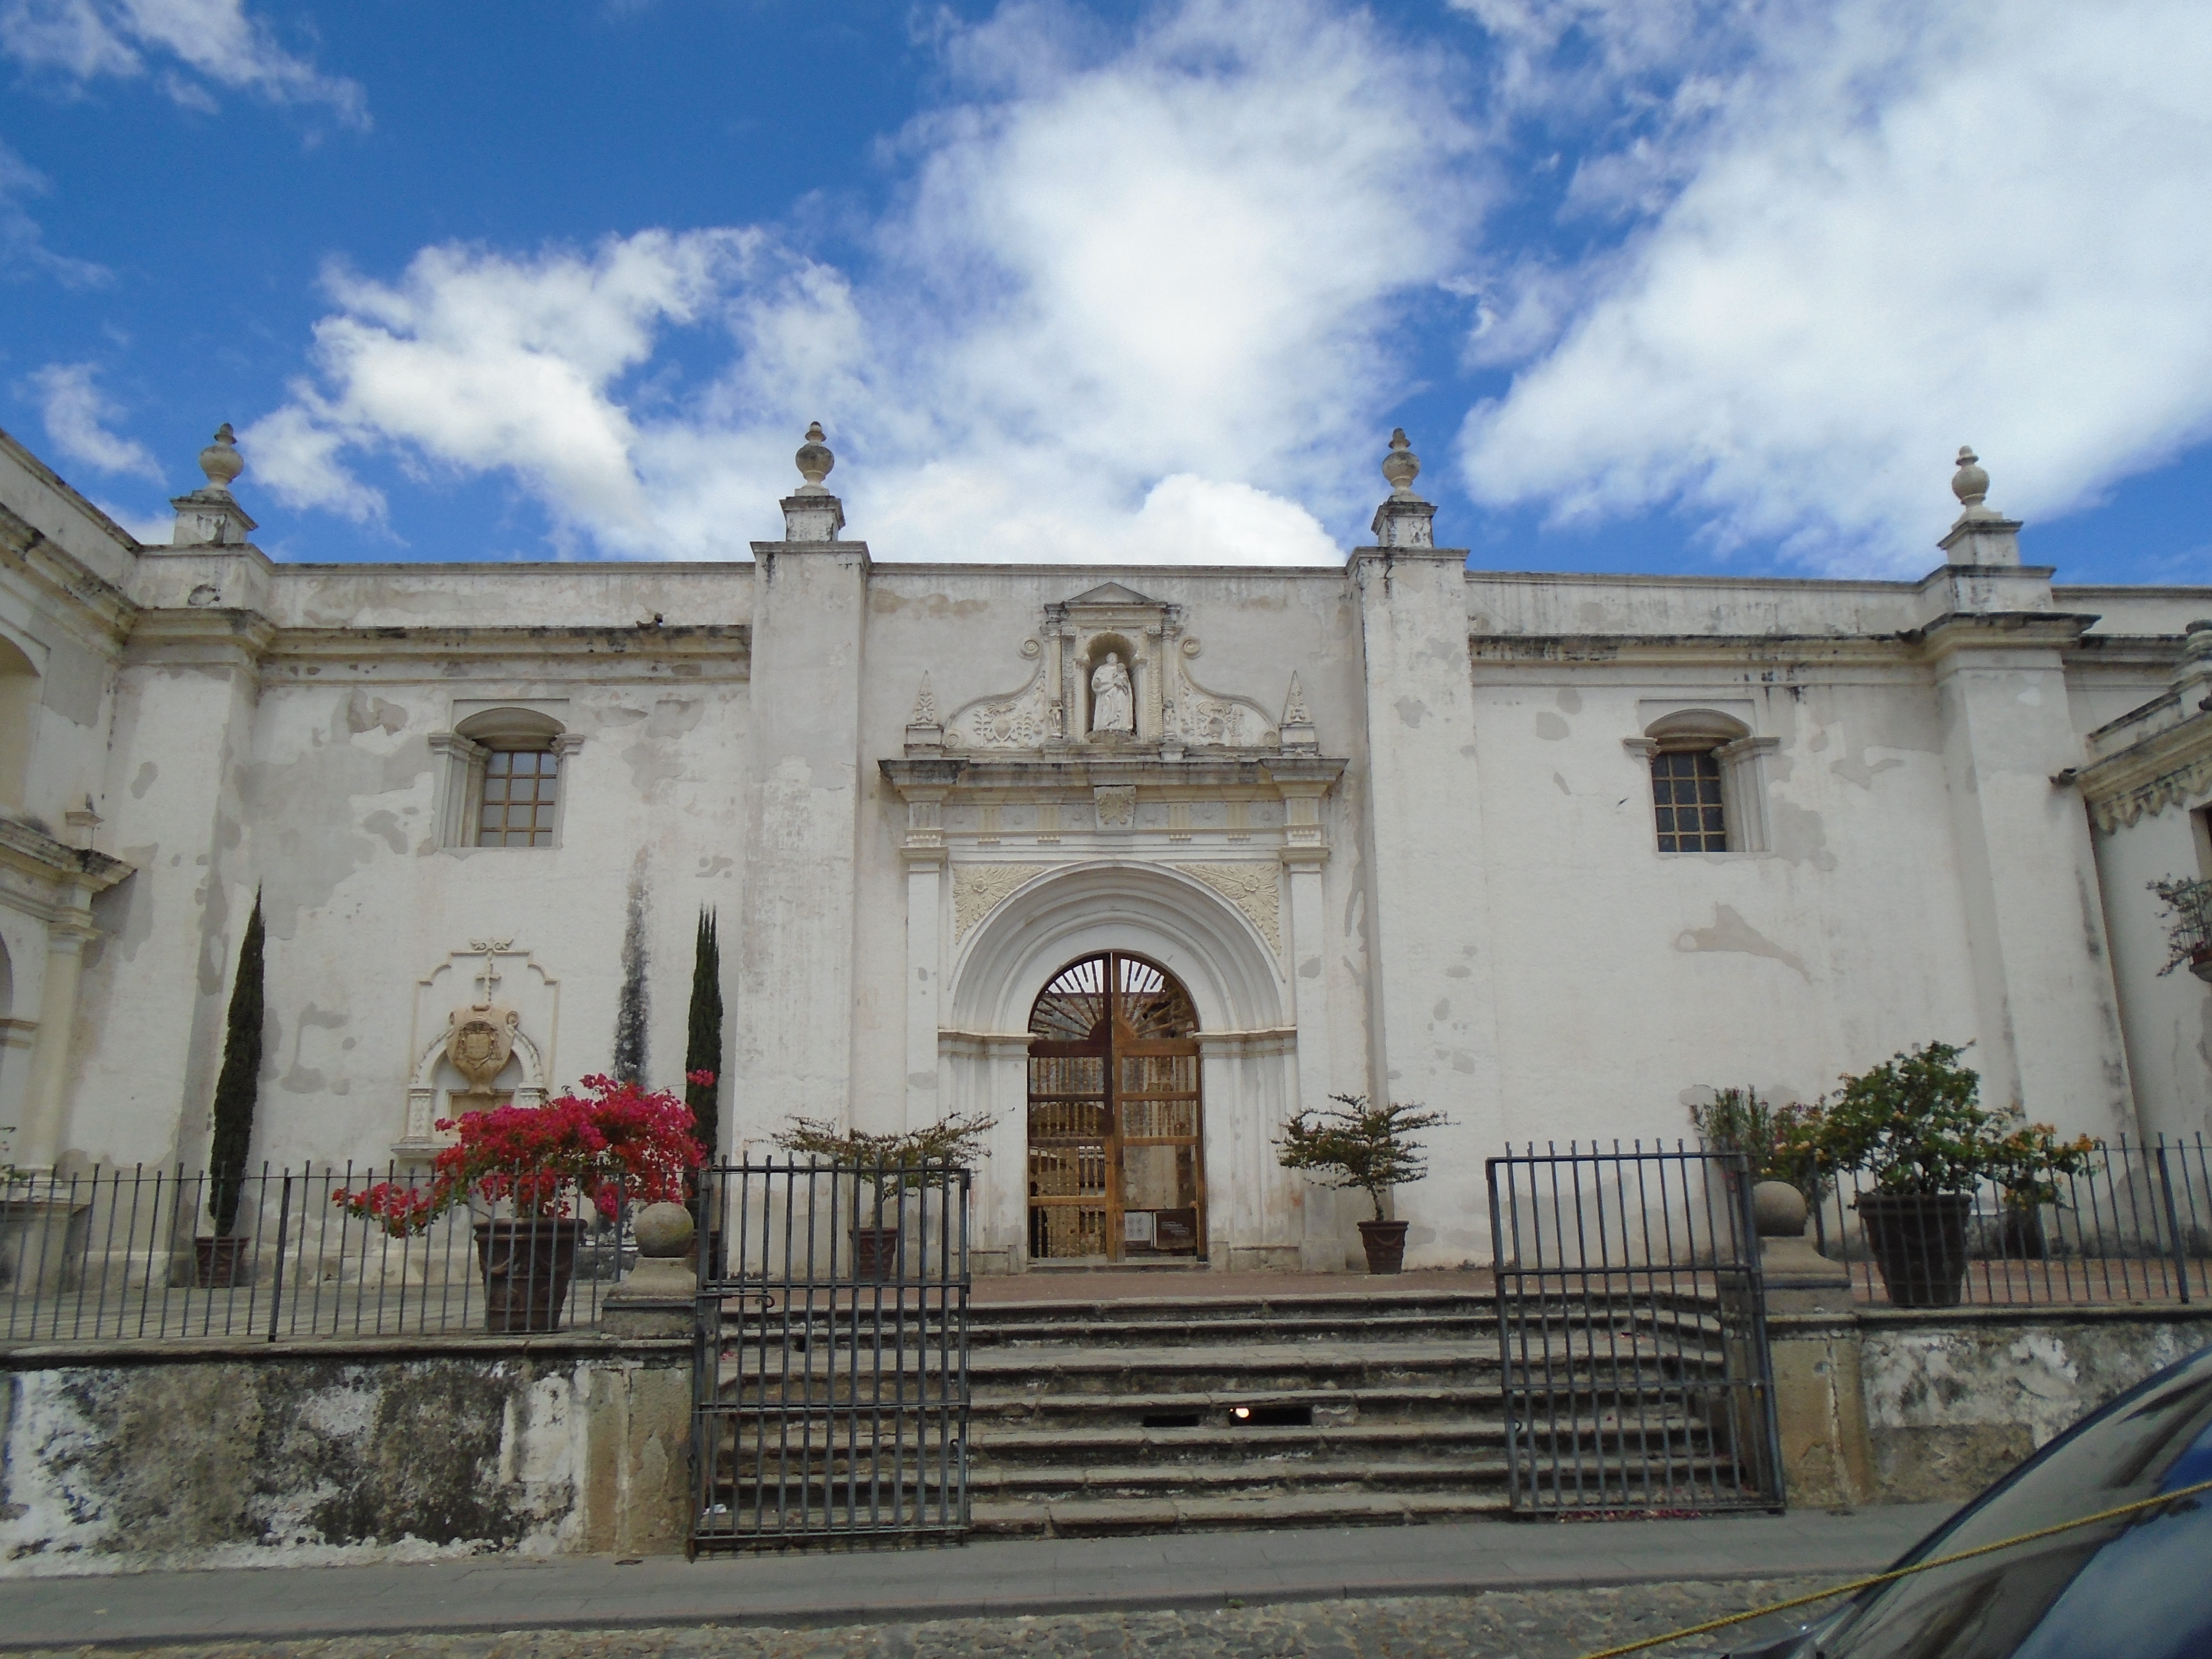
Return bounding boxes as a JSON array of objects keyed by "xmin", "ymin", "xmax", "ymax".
[
  {"xmin": 473, "ymin": 1218, "xmax": 589, "ymax": 1332},
  {"xmin": 1856, "ymin": 1192, "xmax": 1975, "ymax": 1307},
  {"xmin": 851, "ymin": 1224, "xmax": 900, "ymax": 1282},
  {"xmin": 1358, "ymin": 1219, "xmax": 1410, "ymax": 1274},
  {"xmin": 193, "ymin": 1235, "xmax": 250, "ymax": 1288}
]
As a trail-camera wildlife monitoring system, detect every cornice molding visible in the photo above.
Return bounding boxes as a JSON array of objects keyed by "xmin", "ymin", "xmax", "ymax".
[{"xmin": 2077, "ymin": 707, "xmax": 2212, "ymax": 833}]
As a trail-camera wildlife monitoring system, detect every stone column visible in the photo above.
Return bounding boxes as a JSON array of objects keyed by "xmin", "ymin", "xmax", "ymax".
[
  {"xmin": 1917, "ymin": 452, "xmax": 2135, "ymax": 1136},
  {"xmin": 1348, "ymin": 432, "xmax": 1504, "ymax": 1264},
  {"xmin": 1756, "ymin": 1181, "xmax": 1874, "ymax": 1508},
  {"xmin": 895, "ymin": 764, "xmax": 956, "ymax": 1132},
  {"xmin": 733, "ymin": 427, "xmax": 868, "ymax": 1141}
]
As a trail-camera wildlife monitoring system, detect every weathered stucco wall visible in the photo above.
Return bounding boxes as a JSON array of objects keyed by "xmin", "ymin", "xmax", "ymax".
[
  {"xmin": 0, "ymin": 1336, "xmax": 689, "ymax": 1576},
  {"xmin": 1775, "ymin": 1306, "xmax": 2212, "ymax": 1508}
]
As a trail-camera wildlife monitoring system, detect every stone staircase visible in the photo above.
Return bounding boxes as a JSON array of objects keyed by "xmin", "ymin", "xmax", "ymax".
[{"xmin": 963, "ymin": 1289, "xmax": 1516, "ymax": 1537}]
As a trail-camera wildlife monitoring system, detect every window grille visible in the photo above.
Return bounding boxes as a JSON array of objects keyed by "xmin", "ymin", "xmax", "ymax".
[
  {"xmin": 1652, "ymin": 747, "xmax": 1727, "ymax": 852},
  {"xmin": 477, "ymin": 748, "xmax": 560, "ymax": 847}
]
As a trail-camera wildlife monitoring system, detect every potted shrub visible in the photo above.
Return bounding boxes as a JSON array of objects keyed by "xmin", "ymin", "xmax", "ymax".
[
  {"xmin": 335, "ymin": 1072, "xmax": 704, "ymax": 1331},
  {"xmin": 198, "ymin": 892, "xmax": 265, "ymax": 1288},
  {"xmin": 1276, "ymin": 1094, "xmax": 1449, "ymax": 1274},
  {"xmin": 2148, "ymin": 876, "xmax": 2212, "ymax": 983},
  {"xmin": 772, "ymin": 1112, "xmax": 996, "ymax": 1279},
  {"xmin": 1809, "ymin": 1041, "xmax": 2079, "ymax": 1307},
  {"xmin": 1987, "ymin": 1120, "xmax": 2100, "ymax": 1261}
]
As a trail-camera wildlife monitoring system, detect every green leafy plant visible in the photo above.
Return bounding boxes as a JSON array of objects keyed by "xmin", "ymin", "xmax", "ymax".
[
  {"xmin": 683, "ymin": 909, "xmax": 723, "ymax": 1158},
  {"xmin": 2148, "ymin": 876, "xmax": 2212, "ymax": 976},
  {"xmin": 1810, "ymin": 1040, "xmax": 2085, "ymax": 1200},
  {"xmin": 772, "ymin": 1113, "xmax": 997, "ymax": 1197},
  {"xmin": 1687, "ymin": 1086, "xmax": 1826, "ymax": 1197},
  {"xmin": 1275, "ymin": 1094, "xmax": 1449, "ymax": 1220},
  {"xmin": 206, "ymin": 892, "xmax": 265, "ymax": 1237}
]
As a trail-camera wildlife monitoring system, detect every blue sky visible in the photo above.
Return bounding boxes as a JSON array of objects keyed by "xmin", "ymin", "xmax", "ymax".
[{"xmin": 1, "ymin": 0, "xmax": 2207, "ymax": 582}]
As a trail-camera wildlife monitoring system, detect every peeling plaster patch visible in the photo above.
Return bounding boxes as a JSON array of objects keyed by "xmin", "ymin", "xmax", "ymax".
[
  {"xmin": 1553, "ymin": 771, "xmax": 1571, "ymax": 795},
  {"xmin": 1768, "ymin": 799, "xmax": 1839, "ymax": 872},
  {"xmin": 1675, "ymin": 904, "xmax": 1809, "ymax": 981},
  {"xmin": 1830, "ymin": 752, "xmax": 1906, "ymax": 790},
  {"xmin": 696, "ymin": 855, "xmax": 734, "ymax": 878},
  {"xmin": 1555, "ymin": 688, "xmax": 1582, "ymax": 715},
  {"xmin": 1534, "ymin": 712, "xmax": 1569, "ymax": 741},
  {"xmin": 1394, "ymin": 697, "xmax": 1428, "ymax": 729},
  {"xmin": 343, "ymin": 691, "xmax": 407, "ymax": 737},
  {"xmin": 1432, "ymin": 998, "xmax": 1450, "ymax": 1022},
  {"xmin": 129, "ymin": 763, "xmax": 157, "ymax": 799},
  {"xmin": 362, "ymin": 811, "xmax": 407, "ymax": 855}
]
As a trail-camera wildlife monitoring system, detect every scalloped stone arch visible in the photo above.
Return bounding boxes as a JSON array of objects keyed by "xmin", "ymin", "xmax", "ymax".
[{"xmin": 948, "ymin": 861, "xmax": 1288, "ymax": 1036}]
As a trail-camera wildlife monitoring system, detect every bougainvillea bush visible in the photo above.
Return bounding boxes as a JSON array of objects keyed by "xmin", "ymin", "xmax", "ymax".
[{"xmin": 334, "ymin": 1073, "xmax": 708, "ymax": 1236}]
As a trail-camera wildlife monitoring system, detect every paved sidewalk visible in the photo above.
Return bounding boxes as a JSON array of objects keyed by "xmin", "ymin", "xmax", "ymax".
[{"xmin": 0, "ymin": 1505, "xmax": 1954, "ymax": 1650}]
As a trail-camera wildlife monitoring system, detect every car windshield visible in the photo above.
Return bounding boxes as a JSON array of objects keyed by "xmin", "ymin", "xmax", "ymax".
[{"xmin": 1801, "ymin": 1343, "xmax": 2212, "ymax": 1659}]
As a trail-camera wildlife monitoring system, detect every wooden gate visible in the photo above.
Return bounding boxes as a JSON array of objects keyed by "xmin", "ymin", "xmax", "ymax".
[{"xmin": 1026, "ymin": 952, "xmax": 1204, "ymax": 1263}]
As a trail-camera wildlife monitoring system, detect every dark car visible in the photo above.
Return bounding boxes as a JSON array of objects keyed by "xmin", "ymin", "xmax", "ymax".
[{"xmin": 1732, "ymin": 1340, "xmax": 2212, "ymax": 1658}]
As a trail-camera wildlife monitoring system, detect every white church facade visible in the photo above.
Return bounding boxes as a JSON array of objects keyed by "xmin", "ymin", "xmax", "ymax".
[{"xmin": 3, "ymin": 417, "xmax": 2210, "ymax": 1272}]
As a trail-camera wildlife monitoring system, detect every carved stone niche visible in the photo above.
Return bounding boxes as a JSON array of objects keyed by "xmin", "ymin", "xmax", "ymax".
[
  {"xmin": 395, "ymin": 940, "xmax": 560, "ymax": 1161},
  {"xmin": 931, "ymin": 582, "xmax": 1300, "ymax": 757}
]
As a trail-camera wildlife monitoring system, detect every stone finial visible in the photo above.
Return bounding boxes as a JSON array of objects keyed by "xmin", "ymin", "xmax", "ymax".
[
  {"xmin": 1382, "ymin": 428, "xmax": 1421, "ymax": 498},
  {"xmin": 171, "ymin": 421, "xmax": 258, "ymax": 547},
  {"xmin": 1951, "ymin": 445, "xmax": 1992, "ymax": 520},
  {"xmin": 1370, "ymin": 428, "xmax": 1437, "ymax": 549},
  {"xmin": 198, "ymin": 423, "xmax": 244, "ymax": 493},
  {"xmin": 910, "ymin": 673, "xmax": 939, "ymax": 726},
  {"xmin": 781, "ymin": 421, "xmax": 846, "ymax": 541},
  {"xmin": 1936, "ymin": 443, "xmax": 2021, "ymax": 566},
  {"xmin": 795, "ymin": 421, "xmax": 834, "ymax": 495},
  {"xmin": 1278, "ymin": 671, "xmax": 1318, "ymax": 751}
]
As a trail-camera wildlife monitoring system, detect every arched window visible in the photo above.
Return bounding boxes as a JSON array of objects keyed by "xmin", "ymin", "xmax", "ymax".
[
  {"xmin": 1626, "ymin": 709, "xmax": 1776, "ymax": 855},
  {"xmin": 431, "ymin": 707, "xmax": 580, "ymax": 850}
]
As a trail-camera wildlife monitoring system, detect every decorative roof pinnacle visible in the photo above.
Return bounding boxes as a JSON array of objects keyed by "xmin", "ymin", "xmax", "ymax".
[
  {"xmin": 794, "ymin": 421, "xmax": 834, "ymax": 496},
  {"xmin": 1951, "ymin": 444, "xmax": 1994, "ymax": 522},
  {"xmin": 1382, "ymin": 427, "xmax": 1421, "ymax": 498},
  {"xmin": 198, "ymin": 423, "xmax": 243, "ymax": 493}
]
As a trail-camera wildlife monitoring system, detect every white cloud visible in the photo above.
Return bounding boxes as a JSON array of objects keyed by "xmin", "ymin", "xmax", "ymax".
[
  {"xmin": 1458, "ymin": 0, "xmax": 2212, "ymax": 571},
  {"xmin": 0, "ymin": 0, "xmax": 368, "ymax": 125},
  {"xmin": 243, "ymin": 0, "xmax": 1480, "ymax": 564},
  {"xmin": 27, "ymin": 362, "xmax": 162, "ymax": 483},
  {"xmin": 0, "ymin": 138, "xmax": 108, "ymax": 286}
]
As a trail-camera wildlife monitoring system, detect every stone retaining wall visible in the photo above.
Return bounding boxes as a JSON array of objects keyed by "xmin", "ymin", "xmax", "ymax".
[
  {"xmin": 0, "ymin": 1335, "xmax": 690, "ymax": 1576},
  {"xmin": 1768, "ymin": 1304, "xmax": 2212, "ymax": 1508}
]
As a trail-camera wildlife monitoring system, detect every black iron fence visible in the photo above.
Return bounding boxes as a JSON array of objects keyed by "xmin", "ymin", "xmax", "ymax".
[
  {"xmin": 1489, "ymin": 1144, "xmax": 1784, "ymax": 1515},
  {"xmin": 1805, "ymin": 1135, "xmax": 2212, "ymax": 1308},
  {"xmin": 690, "ymin": 1159, "xmax": 969, "ymax": 1553},
  {"xmin": 0, "ymin": 1165, "xmax": 632, "ymax": 1343}
]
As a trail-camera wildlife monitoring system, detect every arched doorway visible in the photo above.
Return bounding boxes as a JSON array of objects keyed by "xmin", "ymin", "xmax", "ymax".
[{"xmin": 1027, "ymin": 951, "xmax": 1204, "ymax": 1263}]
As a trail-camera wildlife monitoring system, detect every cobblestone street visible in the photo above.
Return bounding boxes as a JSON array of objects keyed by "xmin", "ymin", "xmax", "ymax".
[{"xmin": 16, "ymin": 1576, "xmax": 1838, "ymax": 1659}]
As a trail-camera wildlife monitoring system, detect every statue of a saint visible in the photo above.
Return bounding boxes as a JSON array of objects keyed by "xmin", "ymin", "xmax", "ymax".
[{"xmin": 1090, "ymin": 652, "xmax": 1134, "ymax": 734}]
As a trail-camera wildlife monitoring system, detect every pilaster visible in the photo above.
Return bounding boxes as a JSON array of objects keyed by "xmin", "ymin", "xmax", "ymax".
[{"xmin": 732, "ymin": 427, "xmax": 869, "ymax": 1139}]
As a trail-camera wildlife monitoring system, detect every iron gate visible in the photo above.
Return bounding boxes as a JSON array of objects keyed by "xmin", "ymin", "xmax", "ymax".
[
  {"xmin": 690, "ymin": 1160, "xmax": 970, "ymax": 1552},
  {"xmin": 1488, "ymin": 1146, "xmax": 1784, "ymax": 1514}
]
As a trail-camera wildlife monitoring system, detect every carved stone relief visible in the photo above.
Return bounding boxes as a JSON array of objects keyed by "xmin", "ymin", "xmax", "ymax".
[
  {"xmin": 398, "ymin": 939, "xmax": 557, "ymax": 1158},
  {"xmin": 1172, "ymin": 862, "xmax": 1282, "ymax": 955},
  {"xmin": 1094, "ymin": 786, "xmax": 1136, "ymax": 830},
  {"xmin": 953, "ymin": 863, "xmax": 1064, "ymax": 943}
]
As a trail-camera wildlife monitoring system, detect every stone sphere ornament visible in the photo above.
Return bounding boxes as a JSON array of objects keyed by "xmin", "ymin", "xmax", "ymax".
[
  {"xmin": 1951, "ymin": 444, "xmax": 1990, "ymax": 515},
  {"xmin": 794, "ymin": 421, "xmax": 834, "ymax": 492},
  {"xmin": 198, "ymin": 423, "xmax": 244, "ymax": 492},
  {"xmin": 1752, "ymin": 1179, "xmax": 1810, "ymax": 1239},
  {"xmin": 1382, "ymin": 427, "xmax": 1421, "ymax": 496},
  {"xmin": 632, "ymin": 1201, "xmax": 696, "ymax": 1258}
]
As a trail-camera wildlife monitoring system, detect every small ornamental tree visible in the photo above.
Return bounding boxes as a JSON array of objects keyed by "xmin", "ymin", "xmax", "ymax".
[
  {"xmin": 1688, "ymin": 1085, "xmax": 1826, "ymax": 1200},
  {"xmin": 1276, "ymin": 1094, "xmax": 1449, "ymax": 1220},
  {"xmin": 206, "ymin": 890, "xmax": 265, "ymax": 1237},
  {"xmin": 334, "ymin": 1073, "xmax": 707, "ymax": 1236},
  {"xmin": 772, "ymin": 1112, "xmax": 997, "ymax": 1203},
  {"xmin": 2148, "ymin": 877, "xmax": 2212, "ymax": 975},
  {"xmin": 683, "ymin": 909, "xmax": 723, "ymax": 1158}
]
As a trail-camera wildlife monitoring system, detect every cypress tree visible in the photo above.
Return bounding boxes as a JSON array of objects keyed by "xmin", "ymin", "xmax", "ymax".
[
  {"xmin": 683, "ymin": 908, "xmax": 723, "ymax": 1156},
  {"xmin": 207, "ymin": 890, "xmax": 264, "ymax": 1237}
]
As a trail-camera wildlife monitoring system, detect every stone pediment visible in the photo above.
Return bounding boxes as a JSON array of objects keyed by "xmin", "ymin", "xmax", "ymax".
[
  {"xmin": 908, "ymin": 585, "xmax": 1317, "ymax": 759},
  {"xmin": 1063, "ymin": 581, "xmax": 1155, "ymax": 607}
]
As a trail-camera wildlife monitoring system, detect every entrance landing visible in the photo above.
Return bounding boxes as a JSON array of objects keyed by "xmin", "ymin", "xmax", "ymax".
[{"xmin": 970, "ymin": 1267, "xmax": 1494, "ymax": 1305}]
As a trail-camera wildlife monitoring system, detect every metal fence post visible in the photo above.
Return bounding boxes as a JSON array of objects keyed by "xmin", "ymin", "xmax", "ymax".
[
  {"xmin": 2156, "ymin": 1139, "xmax": 2191, "ymax": 1306},
  {"xmin": 267, "ymin": 1173, "xmax": 293, "ymax": 1341}
]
